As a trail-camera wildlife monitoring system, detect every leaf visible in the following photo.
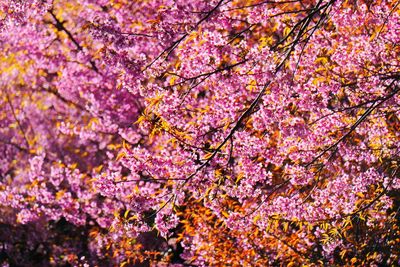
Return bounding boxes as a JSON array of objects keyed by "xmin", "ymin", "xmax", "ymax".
[
  {"xmin": 116, "ymin": 151, "xmax": 126, "ymax": 161},
  {"xmin": 248, "ymin": 79, "xmax": 257, "ymax": 92},
  {"xmin": 124, "ymin": 209, "xmax": 130, "ymax": 219},
  {"xmin": 55, "ymin": 190, "xmax": 66, "ymax": 200},
  {"xmin": 329, "ymin": 227, "xmax": 341, "ymax": 237},
  {"xmin": 283, "ymin": 222, "xmax": 289, "ymax": 232},
  {"xmin": 312, "ymin": 77, "xmax": 325, "ymax": 85},
  {"xmin": 221, "ymin": 211, "xmax": 229, "ymax": 218},
  {"xmin": 340, "ymin": 250, "xmax": 347, "ymax": 259},
  {"xmin": 258, "ymin": 37, "xmax": 269, "ymax": 50},
  {"xmin": 321, "ymin": 233, "xmax": 330, "ymax": 244},
  {"xmin": 253, "ymin": 215, "xmax": 261, "ymax": 224},
  {"xmin": 283, "ymin": 27, "xmax": 291, "ymax": 37},
  {"xmin": 169, "ymin": 76, "xmax": 177, "ymax": 86},
  {"xmin": 356, "ymin": 192, "xmax": 365, "ymax": 198},
  {"xmin": 235, "ymin": 172, "xmax": 245, "ymax": 183},
  {"xmin": 315, "ymin": 56, "xmax": 329, "ymax": 65},
  {"xmin": 203, "ymin": 152, "xmax": 213, "ymax": 160},
  {"xmin": 135, "ymin": 114, "xmax": 146, "ymax": 125}
]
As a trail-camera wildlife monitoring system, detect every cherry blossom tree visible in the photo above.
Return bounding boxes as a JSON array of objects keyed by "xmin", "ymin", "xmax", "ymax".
[{"xmin": 0, "ymin": 0, "xmax": 399, "ymax": 266}]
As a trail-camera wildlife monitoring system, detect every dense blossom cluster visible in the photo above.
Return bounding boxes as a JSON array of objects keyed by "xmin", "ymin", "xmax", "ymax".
[{"xmin": 0, "ymin": 0, "xmax": 399, "ymax": 266}]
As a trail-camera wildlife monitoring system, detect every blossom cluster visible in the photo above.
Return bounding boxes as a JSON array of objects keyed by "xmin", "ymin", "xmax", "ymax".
[{"xmin": 0, "ymin": 0, "xmax": 399, "ymax": 266}]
